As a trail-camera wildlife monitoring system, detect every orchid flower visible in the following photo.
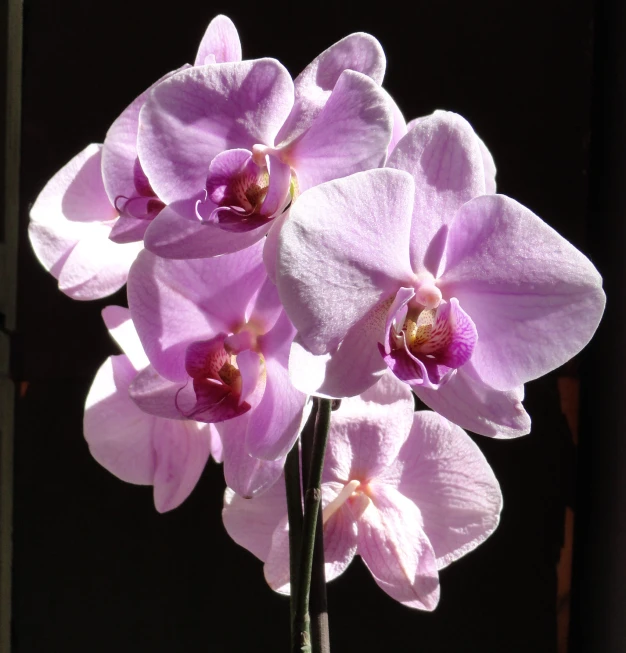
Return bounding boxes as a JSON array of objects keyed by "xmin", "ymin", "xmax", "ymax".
[
  {"xmin": 126, "ymin": 241, "xmax": 307, "ymax": 496},
  {"xmin": 28, "ymin": 144, "xmax": 142, "ymax": 300},
  {"xmin": 138, "ymin": 32, "xmax": 394, "ymax": 260},
  {"xmin": 276, "ymin": 110, "xmax": 605, "ymax": 437},
  {"xmin": 102, "ymin": 15, "xmax": 242, "ymax": 245},
  {"xmin": 223, "ymin": 372, "xmax": 502, "ymax": 610},
  {"xmin": 84, "ymin": 306, "xmax": 222, "ymax": 512}
]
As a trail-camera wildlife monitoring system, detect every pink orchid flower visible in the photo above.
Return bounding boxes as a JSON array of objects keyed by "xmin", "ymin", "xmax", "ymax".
[
  {"xmin": 223, "ymin": 372, "xmax": 502, "ymax": 610},
  {"xmin": 276, "ymin": 110, "xmax": 605, "ymax": 438},
  {"xmin": 103, "ymin": 15, "xmax": 242, "ymax": 245},
  {"xmin": 137, "ymin": 32, "xmax": 394, "ymax": 259},
  {"xmin": 28, "ymin": 144, "xmax": 142, "ymax": 300},
  {"xmin": 84, "ymin": 306, "xmax": 222, "ymax": 512},
  {"xmin": 126, "ymin": 241, "xmax": 308, "ymax": 490}
]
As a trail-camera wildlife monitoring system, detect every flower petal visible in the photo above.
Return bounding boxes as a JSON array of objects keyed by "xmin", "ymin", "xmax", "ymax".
[
  {"xmin": 138, "ymin": 59, "xmax": 294, "ymax": 203},
  {"xmin": 144, "ymin": 200, "xmax": 271, "ymax": 259},
  {"xmin": 413, "ymin": 361, "xmax": 531, "ymax": 438},
  {"xmin": 194, "ymin": 15, "xmax": 242, "ymax": 65},
  {"xmin": 277, "ymin": 32, "xmax": 385, "ymax": 146},
  {"xmin": 127, "ymin": 244, "xmax": 265, "ymax": 380},
  {"xmin": 378, "ymin": 411, "xmax": 502, "ymax": 569},
  {"xmin": 277, "ymin": 168, "xmax": 415, "ymax": 355},
  {"xmin": 222, "ymin": 478, "xmax": 287, "ymax": 561},
  {"xmin": 218, "ymin": 413, "xmax": 285, "ymax": 498},
  {"xmin": 152, "ymin": 420, "xmax": 212, "ymax": 512},
  {"xmin": 440, "ymin": 194, "xmax": 606, "ymax": 390},
  {"xmin": 323, "ymin": 371, "xmax": 414, "ymax": 484},
  {"xmin": 284, "ymin": 70, "xmax": 393, "ymax": 192},
  {"xmin": 128, "ymin": 364, "xmax": 193, "ymax": 419},
  {"xmin": 101, "ymin": 305, "xmax": 150, "ymax": 371},
  {"xmin": 387, "ymin": 110, "xmax": 486, "ymax": 274},
  {"xmin": 84, "ymin": 354, "xmax": 156, "ymax": 485},
  {"xmin": 355, "ymin": 484, "xmax": 440, "ymax": 610}
]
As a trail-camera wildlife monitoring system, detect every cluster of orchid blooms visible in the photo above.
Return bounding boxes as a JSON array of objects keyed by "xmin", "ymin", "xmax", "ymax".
[{"xmin": 30, "ymin": 14, "xmax": 605, "ymax": 623}]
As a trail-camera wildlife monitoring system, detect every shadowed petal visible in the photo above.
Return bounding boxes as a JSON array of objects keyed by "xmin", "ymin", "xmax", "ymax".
[
  {"xmin": 277, "ymin": 32, "xmax": 385, "ymax": 146},
  {"xmin": 414, "ymin": 361, "xmax": 531, "ymax": 438},
  {"xmin": 102, "ymin": 305, "xmax": 150, "ymax": 371},
  {"xmin": 284, "ymin": 70, "xmax": 393, "ymax": 192}
]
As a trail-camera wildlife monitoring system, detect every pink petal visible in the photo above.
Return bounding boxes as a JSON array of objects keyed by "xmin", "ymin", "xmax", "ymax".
[
  {"xmin": 355, "ymin": 484, "xmax": 440, "ymax": 611},
  {"xmin": 222, "ymin": 478, "xmax": 287, "ymax": 561},
  {"xmin": 218, "ymin": 414, "xmax": 286, "ymax": 498},
  {"xmin": 246, "ymin": 277, "xmax": 284, "ymax": 334},
  {"xmin": 477, "ymin": 135, "xmax": 497, "ymax": 194},
  {"xmin": 387, "ymin": 110, "xmax": 486, "ymax": 275},
  {"xmin": 144, "ymin": 202, "xmax": 271, "ymax": 259},
  {"xmin": 194, "ymin": 15, "xmax": 242, "ymax": 65},
  {"xmin": 127, "ymin": 244, "xmax": 265, "ymax": 380},
  {"xmin": 138, "ymin": 59, "xmax": 294, "ymax": 203},
  {"xmin": 244, "ymin": 351, "xmax": 307, "ymax": 461},
  {"xmin": 56, "ymin": 230, "xmax": 142, "ymax": 300},
  {"xmin": 377, "ymin": 411, "xmax": 502, "ymax": 569},
  {"xmin": 276, "ymin": 168, "xmax": 415, "ymax": 355},
  {"xmin": 440, "ymin": 194, "xmax": 606, "ymax": 390},
  {"xmin": 277, "ymin": 32, "xmax": 385, "ymax": 146},
  {"xmin": 386, "ymin": 91, "xmax": 408, "ymax": 157},
  {"xmin": 84, "ymin": 354, "xmax": 156, "ymax": 485},
  {"xmin": 323, "ymin": 372, "xmax": 414, "ymax": 484},
  {"xmin": 283, "ymin": 70, "xmax": 393, "ymax": 192},
  {"xmin": 101, "ymin": 305, "xmax": 150, "ymax": 371},
  {"xmin": 413, "ymin": 361, "xmax": 531, "ymax": 438},
  {"xmin": 286, "ymin": 302, "xmax": 391, "ymax": 399},
  {"xmin": 152, "ymin": 420, "xmax": 212, "ymax": 513},
  {"xmin": 128, "ymin": 365, "xmax": 192, "ymax": 420}
]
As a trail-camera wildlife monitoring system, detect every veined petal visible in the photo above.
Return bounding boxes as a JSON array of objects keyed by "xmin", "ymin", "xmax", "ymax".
[
  {"xmin": 387, "ymin": 110, "xmax": 486, "ymax": 275},
  {"xmin": 152, "ymin": 420, "xmax": 212, "ymax": 513},
  {"xmin": 439, "ymin": 194, "xmax": 606, "ymax": 390},
  {"xmin": 377, "ymin": 411, "xmax": 502, "ymax": 569},
  {"xmin": 323, "ymin": 372, "xmax": 414, "ymax": 484},
  {"xmin": 194, "ymin": 15, "xmax": 242, "ymax": 65},
  {"xmin": 138, "ymin": 59, "xmax": 294, "ymax": 203},
  {"xmin": 356, "ymin": 484, "xmax": 440, "ymax": 611},
  {"xmin": 283, "ymin": 70, "xmax": 393, "ymax": 192},
  {"xmin": 277, "ymin": 32, "xmax": 385, "ymax": 146},
  {"xmin": 276, "ymin": 168, "xmax": 415, "ymax": 355},
  {"xmin": 128, "ymin": 365, "xmax": 193, "ymax": 419}
]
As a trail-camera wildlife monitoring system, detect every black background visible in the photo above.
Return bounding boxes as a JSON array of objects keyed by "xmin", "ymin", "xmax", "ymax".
[{"xmin": 11, "ymin": 0, "xmax": 621, "ymax": 651}]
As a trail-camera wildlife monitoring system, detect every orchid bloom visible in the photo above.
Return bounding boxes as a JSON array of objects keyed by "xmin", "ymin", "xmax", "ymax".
[
  {"xmin": 28, "ymin": 144, "xmax": 142, "ymax": 300},
  {"xmin": 102, "ymin": 15, "xmax": 242, "ymax": 244},
  {"xmin": 138, "ymin": 32, "xmax": 394, "ymax": 260},
  {"xmin": 126, "ymin": 241, "xmax": 307, "ymax": 496},
  {"xmin": 84, "ymin": 306, "xmax": 222, "ymax": 512},
  {"xmin": 223, "ymin": 372, "xmax": 502, "ymax": 610},
  {"xmin": 276, "ymin": 110, "xmax": 605, "ymax": 438}
]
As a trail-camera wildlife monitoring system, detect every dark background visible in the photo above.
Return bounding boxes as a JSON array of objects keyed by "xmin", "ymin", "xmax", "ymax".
[{"xmin": 8, "ymin": 0, "xmax": 624, "ymax": 651}]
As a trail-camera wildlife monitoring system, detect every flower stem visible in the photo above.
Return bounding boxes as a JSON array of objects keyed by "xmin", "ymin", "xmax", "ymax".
[
  {"xmin": 285, "ymin": 438, "xmax": 303, "ymax": 645},
  {"xmin": 293, "ymin": 398, "xmax": 332, "ymax": 653}
]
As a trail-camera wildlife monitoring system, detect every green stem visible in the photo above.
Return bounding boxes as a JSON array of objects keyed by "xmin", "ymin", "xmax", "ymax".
[
  {"xmin": 285, "ymin": 439, "xmax": 303, "ymax": 644},
  {"xmin": 293, "ymin": 398, "xmax": 333, "ymax": 653}
]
